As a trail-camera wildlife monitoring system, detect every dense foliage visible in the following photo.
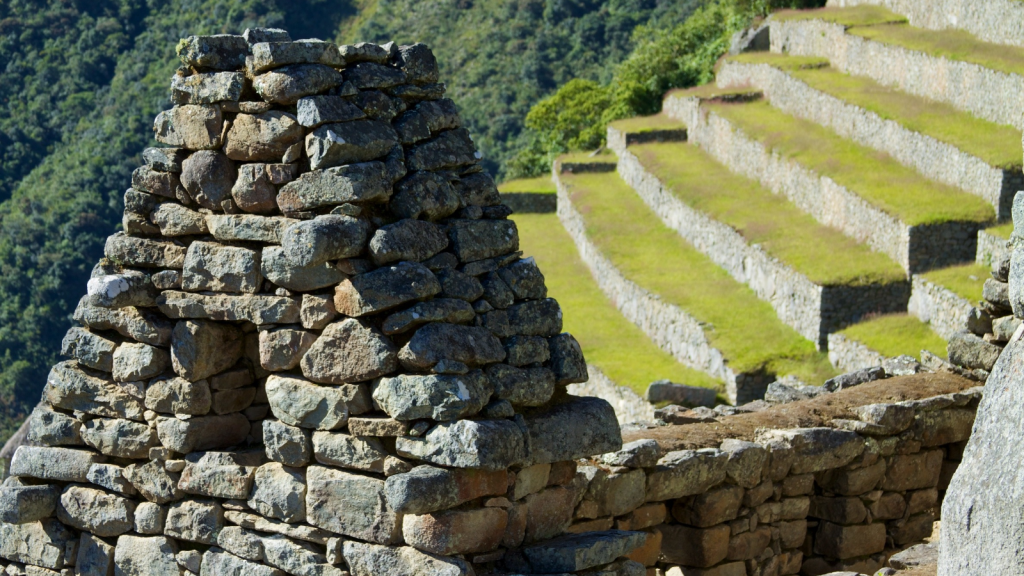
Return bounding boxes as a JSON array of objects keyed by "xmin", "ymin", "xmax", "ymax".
[{"xmin": 507, "ymin": 0, "xmax": 827, "ymax": 178}]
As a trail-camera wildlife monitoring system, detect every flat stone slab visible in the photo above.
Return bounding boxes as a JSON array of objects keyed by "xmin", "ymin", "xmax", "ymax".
[{"xmin": 521, "ymin": 530, "xmax": 647, "ymax": 573}]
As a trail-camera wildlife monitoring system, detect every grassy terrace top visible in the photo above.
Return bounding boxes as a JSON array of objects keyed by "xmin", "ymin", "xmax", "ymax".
[
  {"xmin": 499, "ymin": 176, "xmax": 556, "ymax": 194},
  {"xmin": 987, "ymin": 222, "xmax": 1013, "ymax": 239},
  {"xmin": 921, "ymin": 262, "xmax": 989, "ymax": 303},
  {"xmin": 609, "ymin": 113, "xmax": 686, "ymax": 134},
  {"xmin": 666, "ymin": 84, "xmax": 762, "ymax": 100},
  {"xmin": 560, "ymin": 169, "xmax": 837, "ymax": 384},
  {"xmin": 837, "ymin": 313, "xmax": 947, "ymax": 358},
  {"xmin": 558, "ymin": 149, "xmax": 618, "ymax": 165},
  {"xmin": 775, "ymin": 5, "xmax": 1024, "ymax": 78},
  {"xmin": 706, "ymin": 100, "xmax": 995, "ymax": 226},
  {"xmin": 513, "ymin": 212, "xmax": 723, "ymax": 397},
  {"xmin": 632, "ymin": 141, "xmax": 905, "ymax": 286},
  {"xmin": 727, "ymin": 53, "xmax": 1022, "ymax": 169}
]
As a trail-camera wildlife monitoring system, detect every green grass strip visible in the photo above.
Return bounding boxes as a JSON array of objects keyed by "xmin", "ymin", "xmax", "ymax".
[
  {"xmin": 774, "ymin": 5, "xmax": 907, "ymax": 27},
  {"xmin": 775, "ymin": 5, "xmax": 1024, "ymax": 79},
  {"xmin": 609, "ymin": 113, "xmax": 686, "ymax": 134},
  {"xmin": 633, "ymin": 141, "xmax": 905, "ymax": 286},
  {"xmin": 837, "ymin": 313, "xmax": 947, "ymax": 358},
  {"xmin": 920, "ymin": 262, "xmax": 989, "ymax": 303},
  {"xmin": 987, "ymin": 222, "xmax": 1013, "ymax": 239},
  {"xmin": 728, "ymin": 53, "xmax": 1022, "ymax": 169},
  {"xmin": 499, "ymin": 176, "xmax": 556, "ymax": 194},
  {"xmin": 513, "ymin": 212, "xmax": 723, "ymax": 396},
  {"xmin": 559, "ymin": 149, "xmax": 618, "ymax": 164},
  {"xmin": 562, "ymin": 170, "xmax": 837, "ymax": 384},
  {"xmin": 707, "ymin": 100, "xmax": 995, "ymax": 226},
  {"xmin": 667, "ymin": 84, "xmax": 762, "ymax": 100}
]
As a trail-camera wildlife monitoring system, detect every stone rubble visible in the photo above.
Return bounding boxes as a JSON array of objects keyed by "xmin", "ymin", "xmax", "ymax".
[{"xmin": 0, "ymin": 30, "xmax": 640, "ymax": 576}]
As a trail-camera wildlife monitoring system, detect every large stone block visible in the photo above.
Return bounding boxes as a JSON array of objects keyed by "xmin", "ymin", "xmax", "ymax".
[
  {"xmin": 306, "ymin": 465, "xmax": 402, "ymax": 544},
  {"xmin": 334, "ymin": 262, "xmax": 441, "ymax": 317},
  {"xmin": 146, "ymin": 376, "xmax": 213, "ymax": 416},
  {"xmin": 305, "ymin": 119, "xmax": 399, "ymax": 170},
  {"xmin": 178, "ymin": 451, "xmax": 260, "ymax": 500},
  {"xmin": 343, "ymin": 541, "xmax": 473, "ymax": 576},
  {"xmin": 177, "ymin": 34, "xmax": 247, "ymax": 69},
  {"xmin": 312, "ymin": 431, "xmax": 388, "ymax": 473},
  {"xmin": 521, "ymin": 530, "xmax": 647, "ymax": 573},
  {"xmin": 398, "ymin": 322, "xmax": 506, "ymax": 370},
  {"xmin": 165, "ymin": 499, "xmax": 224, "ymax": 544},
  {"xmin": 384, "ymin": 465, "xmax": 507, "ymax": 515},
  {"xmin": 281, "ymin": 214, "xmax": 370, "ymax": 267},
  {"xmin": 181, "ymin": 150, "xmax": 237, "ymax": 209},
  {"xmin": 524, "ymin": 486, "xmax": 576, "ymax": 543},
  {"xmin": 44, "ymin": 361, "xmax": 146, "ymax": 421},
  {"xmin": 77, "ymin": 532, "xmax": 116, "ymax": 576},
  {"xmin": 10, "ymin": 446, "xmax": 105, "ymax": 483},
  {"xmin": 74, "ymin": 300, "xmax": 173, "ymax": 346},
  {"xmin": 253, "ymin": 64, "xmax": 344, "ymax": 105},
  {"xmin": 260, "ymin": 246, "xmax": 347, "ymax": 292},
  {"xmin": 224, "ymin": 111, "xmax": 303, "ymax": 161},
  {"xmin": 182, "ymin": 241, "xmax": 262, "ymax": 294},
  {"xmin": 248, "ymin": 463, "xmax": 306, "ymax": 524},
  {"xmin": 105, "ymin": 232, "xmax": 187, "ymax": 269},
  {"xmin": 300, "ymin": 318, "xmax": 397, "ymax": 384},
  {"xmin": 56, "ymin": 485, "xmax": 135, "ymax": 537},
  {"xmin": 646, "ymin": 448, "xmax": 728, "ymax": 502},
  {"xmin": 81, "ymin": 417, "xmax": 159, "ymax": 459},
  {"xmin": 880, "ymin": 450, "xmax": 944, "ymax": 491},
  {"xmin": 0, "ymin": 482, "xmax": 58, "ymax": 524},
  {"xmin": 403, "ymin": 507, "xmax": 507, "ymax": 555},
  {"xmin": 659, "ymin": 523, "xmax": 731, "ymax": 568},
  {"xmin": 447, "ymin": 219, "xmax": 519, "ymax": 263},
  {"xmin": 390, "ymin": 171, "xmax": 460, "ymax": 221},
  {"xmin": 672, "ymin": 484, "xmax": 744, "ymax": 527},
  {"xmin": 155, "ymin": 414, "xmax": 250, "ymax": 453},
  {"xmin": 265, "ymin": 374, "xmax": 350, "ymax": 430},
  {"xmin": 276, "ymin": 162, "xmax": 389, "ymax": 212},
  {"xmin": 200, "ymin": 548, "xmax": 284, "ymax": 576},
  {"xmin": 259, "ymin": 327, "xmax": 316, "ymax": 372},
  {"xmin": 114, "ymin": 535, "xmax": 182, "ymax": 576},
  {"xmin": 171, "ymin": 320, "xmax": 244, "ymax": 381},
  {"xmin": 158, "ymin": 291, "xmax": 301, "ymax": 325},
  {"xmin": 262, "ymin": 420, "xmax": 312, "ymax": 467},
  {"xmin": 524, "ymin": 397, "xmax": 621, "ymax": 465},
  {"xmin": 61, "ymin": 327, "xmax": 116, "ymax": 372},
  {"xmin": 813, "ymin": 521, "xmax": 886, "ymax": 560},
  {"xmin": 396, "ymin": 418, "xmax": 528, "ymax": 470},
  {"xmin": 0, "ymin": 518, "xmax": 76, "ymax": 570},
  {"xmin": 757, "ymin": 428, "xmax": 865, "ymax": 475},
  {"xmin": 153, "ymin": 104, "xmax": 222, "ymax": 149},
  {"xmin": 374, "ymin": 370, "xmax": 493, "ymax": 421},
  {"xmin": 125, "ymin": 460, "xmax": 183, "ymax": 505}
]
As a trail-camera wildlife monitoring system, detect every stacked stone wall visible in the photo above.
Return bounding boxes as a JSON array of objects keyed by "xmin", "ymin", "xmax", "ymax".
[
  {"xmin": 554, "ymin": 167, "xmax": 771, "ymax": 405},
  {"xmin": 770, "ymin": 17, "xmax": 1024, "ymax": 131},
  {"xmin": 975, "ymin": 229, "xmax": 1008, "ymax": 267},
  {"xmin": 825, "ymin": 0, "xmax": 1024, "ymax": 49},
  {"xmin": 717, "ymin": 59, "xmax": 1020, "ymax": 220},
  {"xmin": 498, "ymin": 193, "xmax": 556, "ymax": 214},
  {"xmin": 570, "ymin": 378, "xmax": 980, "ymax": 576},
  {"xmin": 907, "ymin": 275, "xmax": 973, "ymax": 341},
  {"xmin": 0, "ymin": 31, "xmax": 645, "ymax": 576},
  {"xmin": 827, "ymin": 334, "xmax": 889, "ymax": 373}
]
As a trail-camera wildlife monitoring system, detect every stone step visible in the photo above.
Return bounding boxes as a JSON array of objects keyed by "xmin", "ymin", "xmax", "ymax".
[
  {"xmin": 824, "ymin": 0, "xmax": 1024, "ymax": 49},
  {"xmin": 512, "ymin": 210, "xmax": 721, "ymax": 419},
  {"xmin": 665, "ymin": 89, "xmax": 995, "ymax": 274},
  {"xmin": 909, "ymin": 263, "xmax": 988, "ymax": 340},
  {"xmin": 608, "ymin": 132, "xmax": 907, "ymax": 349},
  {"xmin": 827, "ymin": 313, "xmax": 946, "ymax": 372},
  {"xmin": 553, "ymin": 158, "xmax": 836, "ymax": 404},
  {"xmin": 771, "ymin": 5, "xmax": 1024, "ymax": 130},
  {"xmin": 717, "ymin": 53, "xmax": 1023, "ymax": 220}
]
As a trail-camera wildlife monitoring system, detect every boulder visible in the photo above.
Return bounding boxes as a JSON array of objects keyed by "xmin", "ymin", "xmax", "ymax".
[
  {"xmin": 305, "ymin": 119, "xmax": 399, "ymax": 170},
  {"xmin": 373, "ymin": 370, "xmax": 493, "ymax": 421},
  {"xmin": 177, "ymin": 34, "xmax": 248, "ymax": 69},
  {"xmin": 81, "ymin": 418, "xmax": 159, "ymax": 459},
  {"xmin": 112, "ymin": 342, "xmax": 170, "ymax": 382},
  {"xmin": 296, "ymin": 95, "xmax": 365, "ymax": 127},
  {"xmin": 265, "ymin": 374, "xmax": 350, "ymax": 430},
  {"xmin": 224, "ymin": 111, "xmax": 303, "ymax": 162},
  {"xmin": 281, "ymin": 214, "xmax": 370, "ymax": 267},
  {"xmin": 44, "ymin": 361, "xmax": 146, "ymax": 421},
  {"xmin": 398, "ymin": 322, "xmax": 505, "ymax": 370},
  {"xmin": 525, "ymin": 397, "xmax": 621, "ymax": 465},
  {"xmin": 300, "ymin": 318, "xmax": 397, "ymax": 384},
  {"xmin": 948, "ymin": 330, "xmax": 1002, "ymax": 371},
  {"xmin": 231, "ymin": 164, "xmax": 297, "ymax": 214},
  {"xmin": 178, "ymin": 452, "xmax": 260, "ymax": 499},
  {"xmin": 153, "ymin": 104, "xmax": 222, "ymax": 150},
  {"xmin": 146, "ymin": 376, "xmax": 213, "ymax": 415},
  {"xmin": 334, "ymin": 262, "xmax": 441, "ymax": 317},
  {"xmin": 253, "ymin": 64, "xmax": 344, "ymax": 105},
  {"xmin": 56, "ymin": 485, "xmax": 135, "ymax": 537},
  {"xmin": 396, "ymin": 418, "xmax": 528, "ymax": 470},
  {"xmin": 369, "ymin": 219, "xmax": 449, "ymax": 265},
  {"xmin": 181, "ymin": 150, "xmax": 237, "ymax": 209},
  {"xmin": 0, "ymin": 518, "xmax": 77, "ymax": 570},
  {"xmin": 312, "ymin": 431, "xmax": 388, "ymax": 473},
  {"xmin": 305, "ymin": 465, "xmax": 402, "ymax": 544},
  {"xmin": 248, "ymin": 463, "xmax": 307, "ymax": 523},
  {"xmin": 181, "ymin": 241, "xmax": 262, "ymax": 294},
  {"xmin": 171, "ymin": 71, "xmax": 245, "ymax": 104},
  {"xmin": 276, "ymin": 162, "xmax": 389, "ymax": 212},
  {"xmin": 61, "ymin": 327, "xmax": 116, "ymax": 372},
  {"xmin": 165, "ymin": 499, "xmax": 224, "ymax": 544},
  {"xmin": 406, "ymin": 128, "xmax": 477, "ymax": 172}
]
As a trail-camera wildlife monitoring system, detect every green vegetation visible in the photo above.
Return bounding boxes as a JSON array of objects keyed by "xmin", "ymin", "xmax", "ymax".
[
  {"xmin": 707, "ymin": 100, "xmax": 995, "ymax": 225},
  {"xmin": 837, "ymin": 313, "xmax": 947, "ymax": 358},
  {"xmin": 774, "ymin": 4, "xmax": 906, "ymax": 26},
  {"xmin": 609, "ymin": 114, "xmax": 685, "ymax": 134},
  {"xmin": 633, "ymin": 141, "xmax": 905, "ymax": 286},
  {"xmin": 498, "ymin": 177, "xmax": 556, "ymax": 195},
  {"xmin": 561, "ymin": 168, "xmax": 837, "ymax": 384},
  {"xmin": 508, "ymin": 0, "xmax": 827, "ymax": 178},
  {"xmin": 728, "ymin": 53, "xmax": 1022, "ymax": 169},
  {"xmin": 513, "ymin": 212, "xmax": 723, "ymax": 396},
  {"xmin": 775, "ymin": 4, "xmax": 1024, "ymax": 78},
  {"xmin": 987, "ymin": 222, "xmax": 1014, "ymax": 239},
  {"xmin": 921, "ymin": 263, "xmax": 990, "ymax": 303}
]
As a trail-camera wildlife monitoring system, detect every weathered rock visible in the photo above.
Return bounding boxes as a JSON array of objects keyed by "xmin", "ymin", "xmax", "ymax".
[
  {"xmin": 111, "ymin": 342, "xmax": 170, "ymax": 382},
  {"xmin": 814, "ymin": 521, "xmax": 886, "ymax": 560},
  {"xmin": 398, "ymin": 322, "xmax": 505, "ymax": 370},
  {"xmin": 224, "ymin": 111, "xmax": 304, "ymax": 162},
  {"xmin": 114, "ymin": 534, "xmax": 183, "ymax": 576},
  {"xmin": 403, "ymin": 507, "xmax": 507, "ymax": 555},
  {"xmin": 525, "ymin": 397, "xmax": 620, "ymax": 465},
  {"xmin": 75, "ymin": 299, "xmax": 173, "ymax": 346},
  {"xmin": 265, "ymin": 374, "xmax": 350, "ymax": 430},
  {"xmin": 305, "ymin": 465, "xmax": 402, "ymax": 544},
  {"xmin": 0, "ymin": 518, "xmax": 76, "ymax": 570},
  {"xmin": 396, "ymin": 418, "xmax": 528, "ymax": 470},
  {"xmin": 217, "ymin": 526, "xmax": 265, "ymax": 562},
  {"xmin": 507, "ymin": 298, "xmax": 563, "ymax": 336},
  {"xmin": 259, "ymin": 327, "xmax": 316, "ymax": 371},
  {"xmin": 125, "ymin": 460, "xmax": 184, "ymax": 504},
  {"xmin": 56, "ymin": 485, "xmax": 135, "ymax": 537},
  {"xmin": 305, "ymin": 119, "xmax": 399, "ymax": 170},
  {"xmin": 522, "ymin": 530, "xmax": 647, "ymax": 573},
  {"xmin": 254, "ymin": 64, "xmax": 344, "ymax": 105},
  {"xmin": 260, "ymin": 246, "xmax": 347, "ymax": 292},
  {"xmin": 262, "ymin": 420, "xmax": 312, "ymax": 467},
  {"xmin": 44, "ymin": 361, "xmax": 146, "ymax": 421},
  {"xmin": 281, "ymin": 214, "xmax": 370, "ymax": 267},
  {"xmin": 77, "ymin": 532, "xmax": 116, "ymax": 576},
  {"xmin": 207, "ymin": 214, "xmax": 296, "ymax": 243},
  {"xmin": 658, "ymin": 523, "xmax": 731, "ymax": 567},
  {"xmin": 406, "ymin": 128, "xmax": 477, "ymax": 172},
  {"xmin": 646, "ymin": 449, "xmax": 729, "ymax": 502},
  {"xmin": 343, "ymin": 541, "xmax": 473, "ymax": 576},
  {"xmin": 300, "ymin": 293, "xmax": 337, "ymax": 330},
  {"xmin": 230, "ymin": 163, "xmax": 297, "ymax": 214},
  {"xmin": 165, "ymin": 498, "xmax": 224, "ymax": 544},
  {"xmin": 201, "ymin": 548, "xmax": 284, "ymax": 576},
  {"xmin": 299, "ymin": 318, "xmax": 397, "ymax": 384},
  {"xmin": 150, "ymin": 202, "xmax": 209, "ymax": 236},
  {"xmin": 757, "ymin": 428, "xmax": 865, "ymax": 475},
  {"xmin": 26, "ymin": 404, "xmax": 83, "ymax": 447},
  {"xmin": 81, "ymin": 418, "xmax": 159, "ymax": 459},
  {"xmin": 0, "ymin": 482, "xmax": 59, "ymax": 524},
  {"xmin": 177, "ymin": 34, "xmax": 248, "ymax": 69},
  {"xmin": 334, "ymin": 262, "xmax": 440, "ymax": 316},
  {"xmin": 248, "ymin": 463, "xmax": 306, "ymax": 523},
  {"xmin": 383, "ymin": 465, "xmax": 506, "ymax": 516},
  {"xmin": 381, "ymin": 299, "xmax": 474, "ymax": 337},
  {"xmin": 261, "ymin": 533, "xmax": 337, "ymax": 576},
  {"xmin": 447, "ymin": 219, "xmax": 519, "ymax": 263},
  {"xmin": 61, "ymin": 327, "xmax": 116, "ymax": 372},
  {"xmin": 133, "ymin": 165, "xmax": 185, "ymax": 198},
  {"xmin": 947, "ymin": 330, "xmax": 1002, "ymax": 371},
  {"xmin": 155, "ymin": 414, "xmax": 250, "ymax": 453},
  {"xmin": 144, "ymin": 147, "xmax": 188, "ymax": 172},
  {"xmin": 105, "ymin": 232, "xmax": 187, "ymax": 269},
  {"xmin": 369, "ymin": 219, "xmax": 449, "ymax": 266},
  {"xmin": 87, "ymin": 463, "xmax": 137, "ymax": 496},
  {"xmin": 158, "ymin": 291, "xmax": 301, "ymax": 324},
  {"xmin": 277, "ymin": 162, "xmax": 389, "ymax": 212},
  {"xmin": 146, "ymin": 376, "xmax": 212, "ymax": 415},
  {"xmin": 548, "ymin": 333, "xmax": 588, "ymax": 384},
  {"xmin": 296, "ymin": 94, "xmax": 365, "ymax": 127},
  {"xmin": 646, "ymin": 380, "xmax": 718, "ymax": 407},
  {"xmin": 154, "ymin": 104, "xmax": 223, "ymax": 149},
  {"xmin": 374, "ymin": 370, "xmax": 493, "ymax": 421},
  {"xmin": 178, "ymin": 451, "xmax": 260, "ymax": 499},
  {"xmin": 486, "ymin": 364, "xmax": 555, "ymax": 407},
  {"xmin": 601, "ymin": 439, "xmax": 661, "ymax": 469},
  {"xmin": 720, "ymin": 439, "xmax": 768, "ymax": 489},
  {"xmin": 171, "ymin": 319, "xmax": 243, "ymax": 381},
  {"xmin": 824, "ymin": 366, "xmax": 886, "ymax": 392},
  {"xmin": 344, "ymin": 62, "xmax": 406, "ymax": 89},
  {"xmin": 312, "ymin": 431, "xmax": 388, "ymax": 473},
  {"xmin": 182, "ymin": 241, "xmax": 262, "ymax": 294},
  {"xmin": 181, "ymin": 150, "xmax": 237, "ymax": 209},
  {"xmin": 391, "ymin": 171, "xmax": 460, "ymax": 221},
  {"xmin": 393, "ymin": 99, "xmax": 459, "ymax": 144},
  {"xmin": 172, "ymin": 71, "xmax": 245, "ymax": 104}
]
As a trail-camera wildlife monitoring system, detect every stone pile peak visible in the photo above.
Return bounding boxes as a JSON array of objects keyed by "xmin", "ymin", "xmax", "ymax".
[{"xmin": 0, "ymin": 28, "xmax": 638, "ymax": 576}]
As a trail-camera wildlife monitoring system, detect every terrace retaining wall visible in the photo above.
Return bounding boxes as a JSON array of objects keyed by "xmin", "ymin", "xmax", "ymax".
[
  {"xmin": 828, "ymin": 333, "xmax": 889, "ymax": 372},
  {"xmin": 567, "ymin": 366, "xmax": 657, "ymax": 426},
  {"xmin": 908, "ymin": 274, "xmax": 974, "ymax": 340},
  {"xmin": 770, "ymin": 17, "xmax": 1024, "ymax": 130},
  {"xmin": 975, "ymin": 229, "xmax": 1008, "ymax": 267},
  {"xmin": 717, "ymin": 59, "xmax": 1020, "ymax": 220}
]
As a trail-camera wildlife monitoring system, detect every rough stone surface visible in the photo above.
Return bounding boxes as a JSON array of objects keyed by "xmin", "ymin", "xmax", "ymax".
[
  {"xmin": 300, "ymin": 318, "xmax": 397, "ymax": 384},
  {"xmin": 305, "ymin": 465, "xmax": 401, "ymax": 544},
  {"xmin": 265, "ymin": 374, "xmax": 350, "ymax": 430},
  {"xmin": 343, "ymin": 541, "xmax": 473, "ymax": 576},
  {"xmin": 334, "ymin": 262, "xmax": 441, "ymax": 317},
  {"xmin": 374, "ymin": 370, "xmax": 493, "ymax": 421},
  {"xmin": 305, "ymin": 119, "xmax": 399, "ymax": 170},
  {"xmin": 113, "ymin": 535, "xmax": 182, "ymax": 576}
]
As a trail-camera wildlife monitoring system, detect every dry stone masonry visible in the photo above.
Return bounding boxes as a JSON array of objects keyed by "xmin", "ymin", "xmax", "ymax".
[{"xmin": 0, "ymin": 30, "xmax": 641, "ymax": 576}]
